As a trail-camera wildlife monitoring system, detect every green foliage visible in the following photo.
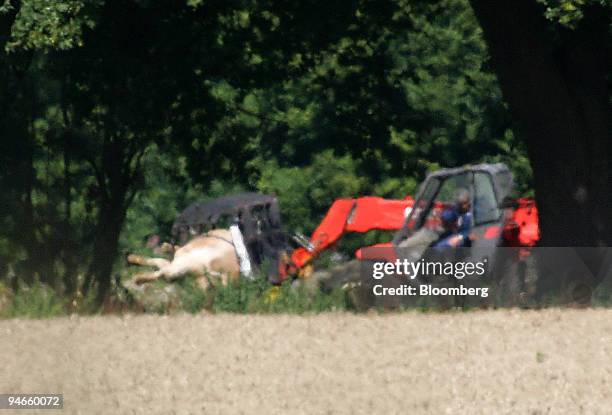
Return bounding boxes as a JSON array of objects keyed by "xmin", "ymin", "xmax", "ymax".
[
  {"xmin": 0, "ymin": 281, "xmax": 64, "ymax": 318},
  {"xmin": 258, "ymin": 150, "xmax": 368, "ymax": 233},
  {"xmin": 170, "ymin": 268, "xmax": 348, "ymax": 314},
  {"xmin": 537, "ymin": 0, "xmax": 610, "ymax": 27},
  {"xmin": 176, "ymin": 277, "xmax": 208, "ymax": 314},
  {"xmin": 1, "ymin": 0, "xmax": 101, "ymax": 51},
  {"xmin": 205, "ymin": 277, "xmax": 349, "ymax": 314}
]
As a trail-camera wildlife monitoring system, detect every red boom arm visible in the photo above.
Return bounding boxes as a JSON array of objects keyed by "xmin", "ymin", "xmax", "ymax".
[{"xmin": 289, "ymin": 196, "xmax": 414, "ymax": 270}]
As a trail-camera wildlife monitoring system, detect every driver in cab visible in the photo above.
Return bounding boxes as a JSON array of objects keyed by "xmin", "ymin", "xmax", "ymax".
[{"xmin": 433, "ymin": 188, "xmax": 472, "ymax": 248}]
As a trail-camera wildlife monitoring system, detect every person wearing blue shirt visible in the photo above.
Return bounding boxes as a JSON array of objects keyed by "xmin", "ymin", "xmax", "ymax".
[{"xmin": 433, "ymin": 188, "xmax": 472, "ymax": 248}]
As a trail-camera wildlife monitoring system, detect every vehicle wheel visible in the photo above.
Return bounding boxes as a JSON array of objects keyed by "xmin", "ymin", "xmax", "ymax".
[
  {"xmin": 312, "ymin": 259, "xmax": 388, "ymax": 310},
  {"xmin": 569, "ymin": 282, "xmax": 592, "ymax": 305},
  {"xmin": 312, "ymin": 259, "xmax": 363, "ymax": 292}
]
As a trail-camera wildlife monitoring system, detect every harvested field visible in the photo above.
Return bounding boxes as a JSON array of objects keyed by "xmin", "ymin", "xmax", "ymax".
[{"xmin": 1, "ymin": 309, "xmax": 611, "ymax": 414}]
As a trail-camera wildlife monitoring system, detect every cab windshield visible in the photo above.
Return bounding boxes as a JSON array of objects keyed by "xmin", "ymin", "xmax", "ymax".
[{"xmin": 406, "ymin": 173, "xmax": 472, "ymax": 233}]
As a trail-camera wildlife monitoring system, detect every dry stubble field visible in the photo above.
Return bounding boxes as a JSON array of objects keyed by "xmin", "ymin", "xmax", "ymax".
[{"xmin": 1, "ymin": 309, "xmax": 611, "ymax": 415}]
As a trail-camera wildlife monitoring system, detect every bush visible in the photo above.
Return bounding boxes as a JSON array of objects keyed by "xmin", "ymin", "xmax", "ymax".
[
  {"xmin": 257, "ymin": 151, "xmax": 368, "ymax": 234},
  {"xmin": 0, "ymin": 281, "xmax": 64, "ymax": 319},
  {"xmin": 173, "ymin": 271, "xmax": 349, "ymax": 314}
]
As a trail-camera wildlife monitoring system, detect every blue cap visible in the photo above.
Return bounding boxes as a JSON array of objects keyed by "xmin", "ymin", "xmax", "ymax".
[{"xmin": 441, "ymin": 209, "xmax": 459, "ymax": 224}]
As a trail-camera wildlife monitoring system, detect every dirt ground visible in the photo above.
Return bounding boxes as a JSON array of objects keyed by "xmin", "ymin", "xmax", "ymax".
[{"xmin": 2, "ymin": 309, "xmax": 611, "ymax": 415}]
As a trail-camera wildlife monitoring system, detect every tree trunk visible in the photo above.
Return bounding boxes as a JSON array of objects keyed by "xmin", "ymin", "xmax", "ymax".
[
  {"xmin": 86, "ymin": 199, "xmax": 127, "ymax": 303},
  {"xmin": 83, "ymin": 135, "xmax": 136, "ymax": 304},
  {"xmin": 83, "ymin": 126, "xmax": 145, "ymax": 304},
  {"xmin": 469, "ymin": 0, "xmax": 611, "ymax": 247}
]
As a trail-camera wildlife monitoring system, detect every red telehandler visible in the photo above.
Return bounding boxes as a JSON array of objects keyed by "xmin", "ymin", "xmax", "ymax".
[
  {"xmin": 280, "ymin": 163, "xmax": 547, "ymax": 305},
  {"xmin": 282, "ymin": 163, "xmax": 539, "ymax": 276}
]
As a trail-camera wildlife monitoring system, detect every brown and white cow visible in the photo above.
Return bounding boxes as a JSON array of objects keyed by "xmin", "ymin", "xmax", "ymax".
[{"xmin": 127, "ymin": 229, "xmax": 240, "ymax": 290}]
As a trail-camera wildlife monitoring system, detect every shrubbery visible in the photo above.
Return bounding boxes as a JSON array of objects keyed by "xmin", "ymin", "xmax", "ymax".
[
  {"xmin": 0, "ymin": 281, "xmax": 64, "ymax": 319},
  {"xmin": 0, "ymin": 273, "xmax": 350, "ymax": 318}
]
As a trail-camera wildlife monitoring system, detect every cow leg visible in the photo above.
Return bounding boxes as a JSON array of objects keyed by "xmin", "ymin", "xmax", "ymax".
[
  {"xmin": 201, "ymin": 270, "xmax": 233, "ymax": 287},
  {"xmin": 160, "ymin": 266, "xmax": 211, "ymax": 291},
  {"xmin": 192, "ymin": 271, "xmax": 230, "ymax": 292},
  {"xmin": 132, "ymin": 269, "xmax": 164, "ymax": 284},
  {"xmin": 159, "ymin": 242, "xmax": 177, "ymax": 254},
  {"xmin": 127, "ymin": 254, "xmax": 170, "ymax": 269},
  {"xmin": 162, "ymin": 263, "xmax": 226, "ymax": 289}
]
